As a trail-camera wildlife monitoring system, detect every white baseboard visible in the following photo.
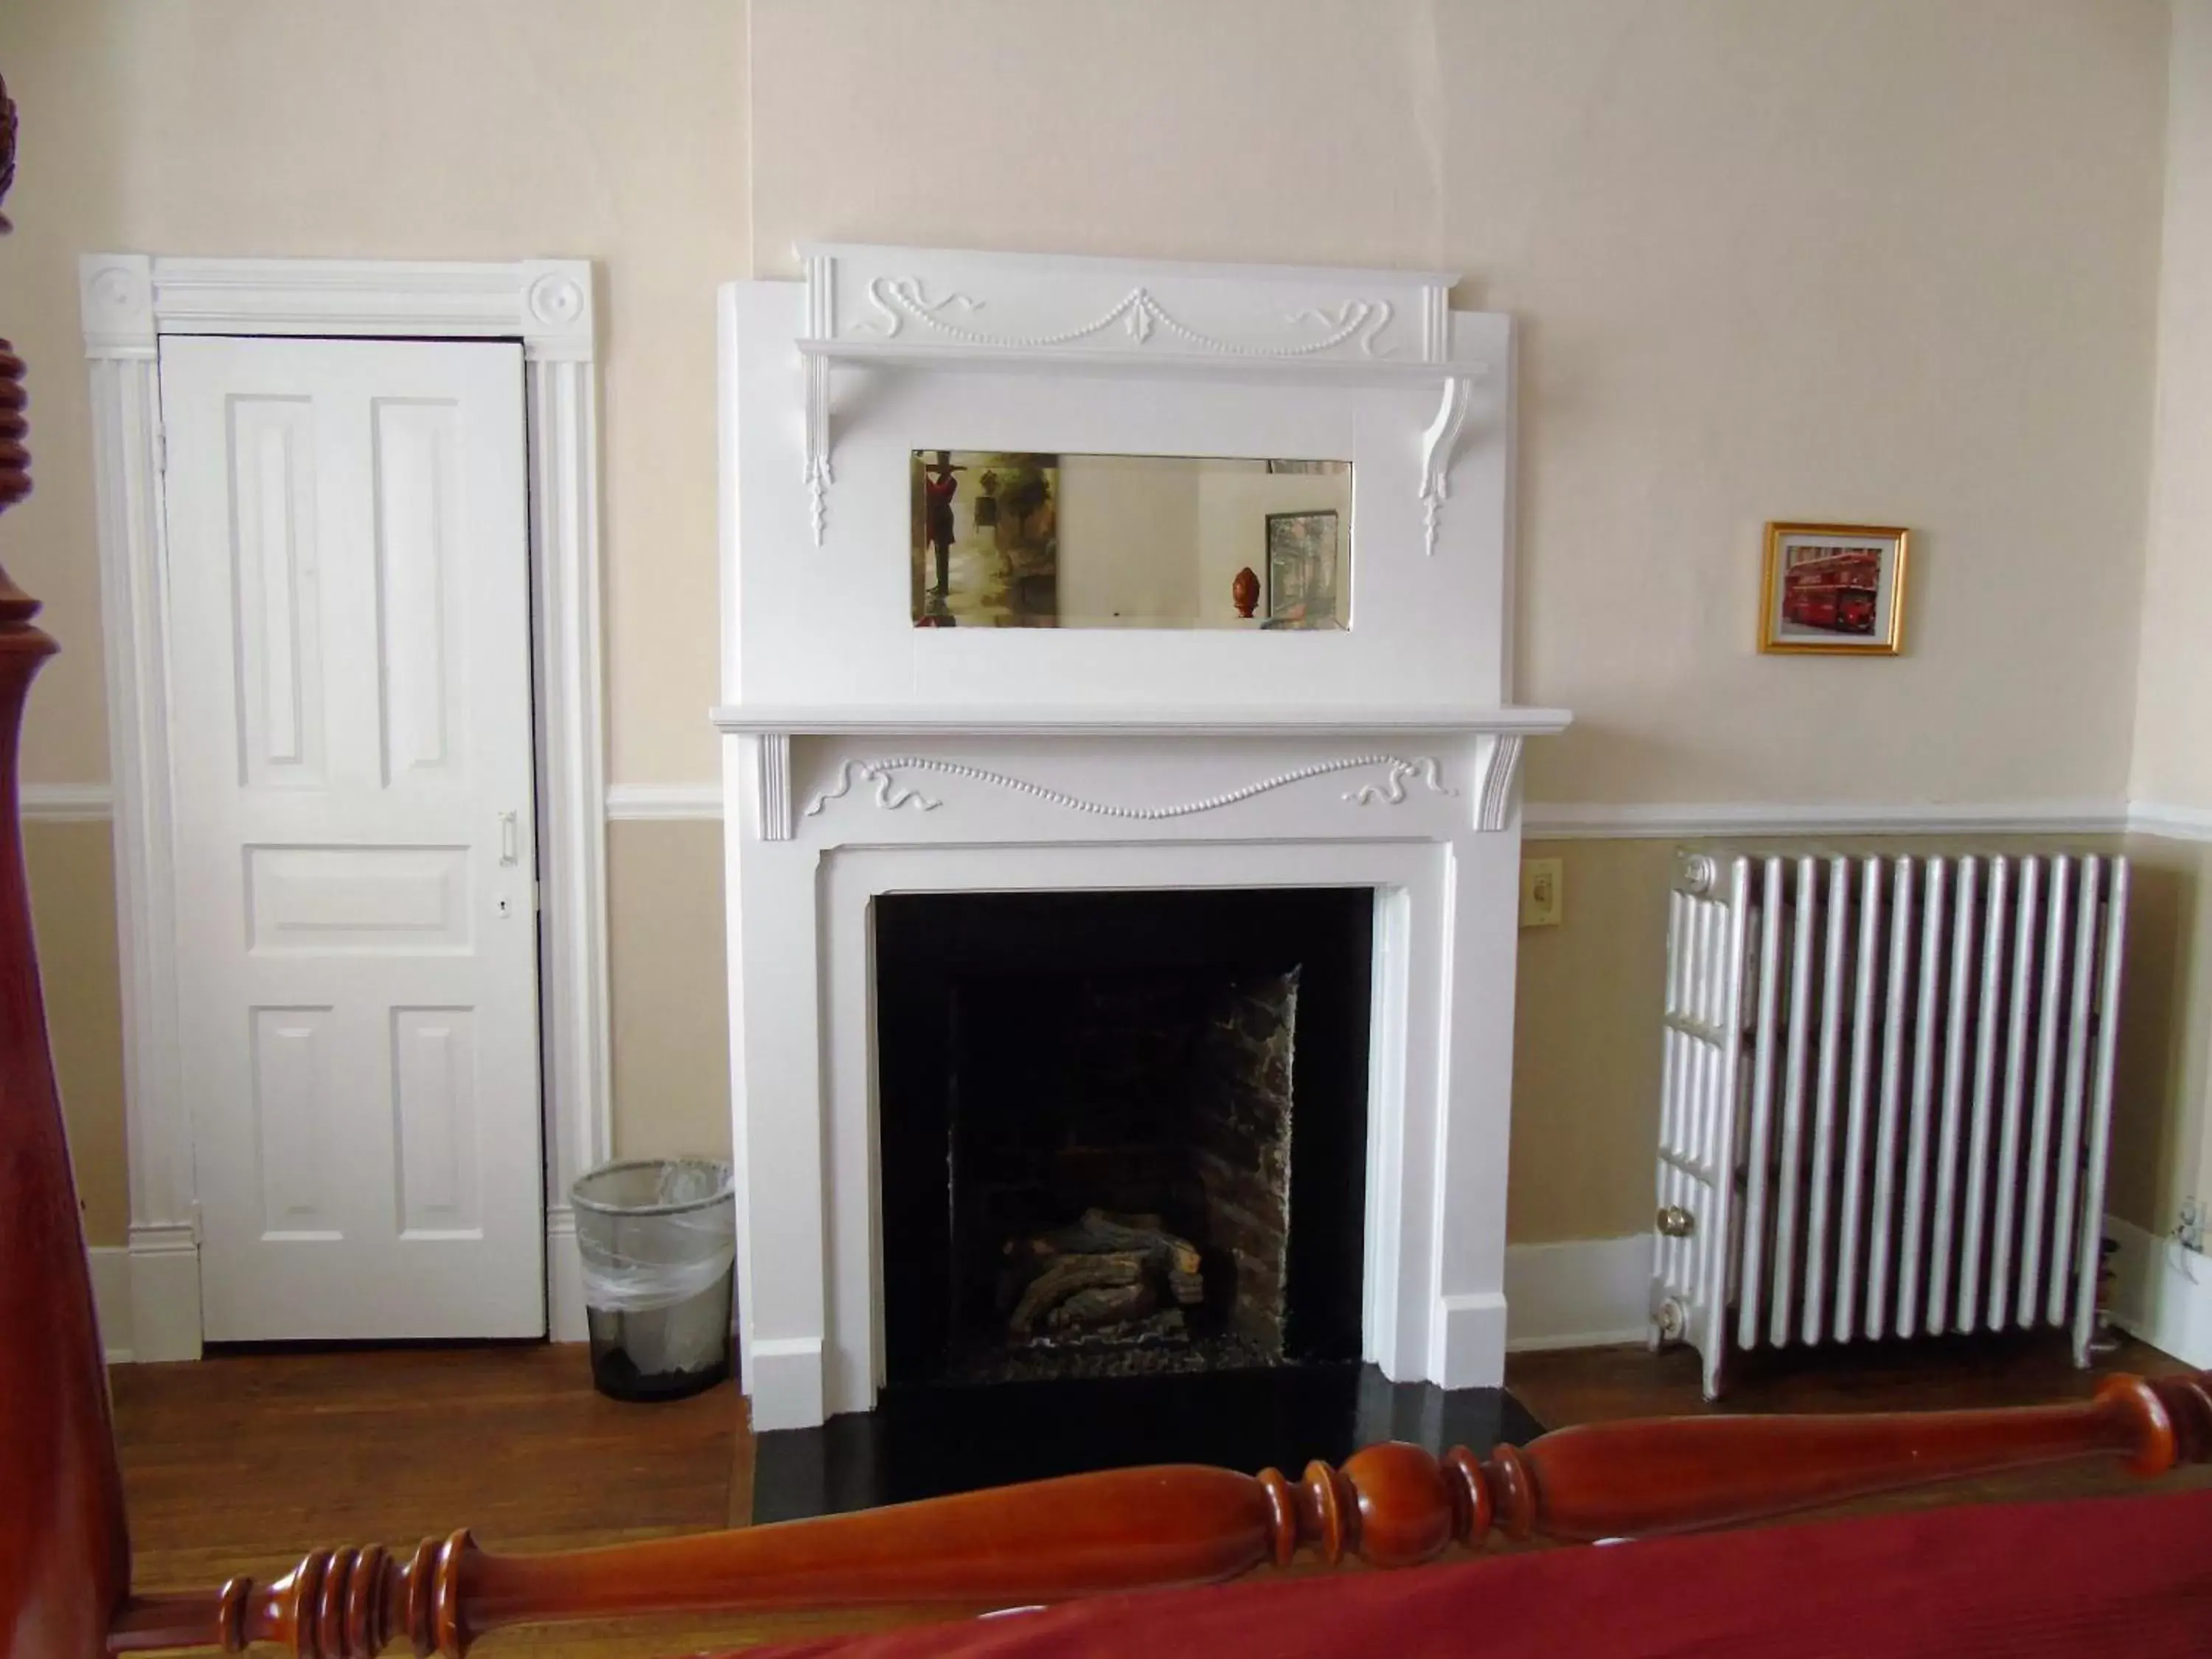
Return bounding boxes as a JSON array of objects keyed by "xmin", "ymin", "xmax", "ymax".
[
  {"xmin": 2104, "ymin": 1215, "xmax": 2212, "ymax": 1367},
  {"xmin": 1425, "ymin": 1237, "xmax": 1656, "ymax": 1382},
  {"xmin": 1497, "ymin": 1223, "xmax": 2212, "ymax": 1361},
  {"xmin": 87, "ymin": 1245, "xmax": 134, "ymax": 1363},
  {"xmin": 108, "ymin": 1213, "xmax": 591, "ymax": 1358},
  {"xmin": 125, "ymin": 1223, "xmax": 203, "ymax": 1363},
  {"xmin": 1504, "ymin": 1234, "xmax": 1652, "ymax": 1352},
  {"xmin": 1430, "ymin": 1290, "xmax": 1509, "ymax": 1388},
  {"xmin": 744, "ymin": 1336, "xmax": 827, "ymax": 1431}
]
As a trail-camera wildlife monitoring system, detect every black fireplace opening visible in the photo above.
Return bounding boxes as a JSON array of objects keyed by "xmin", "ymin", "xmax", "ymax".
[{"xmin": 875, "ymin": 887, "xmax": 1373, "ymax": 1388}]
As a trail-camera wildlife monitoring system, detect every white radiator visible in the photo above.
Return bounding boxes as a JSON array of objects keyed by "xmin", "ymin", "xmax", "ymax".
[{"xmin": 1651, "ymin": 849, "xmax": 2129, "ymax": 1399}]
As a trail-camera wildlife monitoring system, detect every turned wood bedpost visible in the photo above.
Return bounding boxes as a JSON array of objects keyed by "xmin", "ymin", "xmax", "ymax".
[{"xmin": 0, "ymin": 72, "xmax": 137, "ymax": 1659}]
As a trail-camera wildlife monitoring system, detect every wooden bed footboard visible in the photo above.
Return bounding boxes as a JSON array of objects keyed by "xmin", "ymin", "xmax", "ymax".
[
  {"xmin": 94, "ymin": 1371, "xmax": 2212, "ymax": 1658},
  {"xmin": 2, "ymin": 80, "xmax": 2210, "ymax": 1659}
]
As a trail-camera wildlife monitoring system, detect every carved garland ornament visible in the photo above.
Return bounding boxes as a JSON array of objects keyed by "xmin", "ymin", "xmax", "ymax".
[
  {"xmin": 801, "ymin": 754, "xmax": 1456, "ymax": 824},
  {"xmin": 852, "ymin": 277, "xmax": 1401, "ymax": 359}
]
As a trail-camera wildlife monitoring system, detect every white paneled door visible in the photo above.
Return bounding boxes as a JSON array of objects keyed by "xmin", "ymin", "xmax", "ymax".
[{"xmin": 161, "ymin": 338, "xmax": 546, "ymax": 1340}]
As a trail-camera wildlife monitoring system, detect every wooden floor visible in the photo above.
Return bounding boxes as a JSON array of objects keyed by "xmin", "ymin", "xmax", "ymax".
[{"xmin": 110, "ymin": 1335, "xmax": 2212, "ymax": 1655}]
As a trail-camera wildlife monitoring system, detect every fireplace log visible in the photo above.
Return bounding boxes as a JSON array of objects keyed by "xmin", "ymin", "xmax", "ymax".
[
  {"xmin": 1008, "ymin": 1210, "xmax": 1205, "ymax": 1335},
  {"xmin": 1011, "ymin": 1253, "xmax": 1148, "ymax": 1334},
  {"xmin": 1048, "ymin": 1282, "xmax": 1158, "ymax": 1332}
]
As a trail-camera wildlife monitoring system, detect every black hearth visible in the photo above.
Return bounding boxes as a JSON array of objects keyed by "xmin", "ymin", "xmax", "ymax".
[
  {"xmin": 750, "ymin": 1363, "xmax": 1545, "ymax": 1523},
  {"xmin": 875, "ymin": 887, "xmax": 1374, "ymax": 1388}
]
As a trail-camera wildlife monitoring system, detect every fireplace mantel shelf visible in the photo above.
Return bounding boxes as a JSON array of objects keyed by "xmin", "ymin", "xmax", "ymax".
[
  {"xmin": 796, "ymin": 336, "xmax": 1486, "ymax": 390},
  {"xmin": 710, "ymin": 705, "xmax": 1572, "ymax": 739}
]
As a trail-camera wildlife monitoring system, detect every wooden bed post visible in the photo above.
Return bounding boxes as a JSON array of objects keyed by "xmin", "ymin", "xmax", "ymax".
[{"xmin": 0, "ymin": 74, "xmax": 135, "ymax": 1659}]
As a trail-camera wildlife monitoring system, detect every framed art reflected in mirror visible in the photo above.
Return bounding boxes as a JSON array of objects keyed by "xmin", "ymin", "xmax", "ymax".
[{"xmin": 1265, "ymin": 510, "xmax": 1343, "ymax": 631}]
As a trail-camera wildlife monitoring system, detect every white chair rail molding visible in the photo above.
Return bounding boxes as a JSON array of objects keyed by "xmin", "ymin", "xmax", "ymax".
[{"xmin": 716, "ymin": 243, "xmax": 1568, "ymax": 1431}]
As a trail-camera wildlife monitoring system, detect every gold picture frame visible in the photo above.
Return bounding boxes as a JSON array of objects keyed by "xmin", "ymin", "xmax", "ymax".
[{"xmin": 1759, "ymin": 521, "xmax": 1909, "ymax": 655}]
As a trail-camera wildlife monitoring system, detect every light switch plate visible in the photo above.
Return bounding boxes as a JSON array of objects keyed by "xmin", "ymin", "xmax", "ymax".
[{"xmin": 1521, "ymin": 857, "xmax": 1563, "ymax": 928}]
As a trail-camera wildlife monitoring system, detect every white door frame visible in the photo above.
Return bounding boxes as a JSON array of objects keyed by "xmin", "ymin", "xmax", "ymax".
[{"xmin": 80, "ymin": 255, "xmax": 610, "ymax": 1357}]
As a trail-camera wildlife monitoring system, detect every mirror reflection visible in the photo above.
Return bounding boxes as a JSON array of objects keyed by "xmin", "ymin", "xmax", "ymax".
[{"xmin": 911, "ymin": 451, "xmax": 1351, "ymax": 630}]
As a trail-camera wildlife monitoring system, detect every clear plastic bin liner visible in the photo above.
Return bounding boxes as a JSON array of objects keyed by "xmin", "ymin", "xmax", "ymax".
[{"xmin": 571, "ymin": 1158, "xmax": 734, "ymax": 1400}]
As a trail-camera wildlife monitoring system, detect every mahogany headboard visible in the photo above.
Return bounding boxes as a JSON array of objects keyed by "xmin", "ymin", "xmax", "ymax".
[{"xmin": 1, "ymin": 72, "xmax": 2209, "ymax": 1659}]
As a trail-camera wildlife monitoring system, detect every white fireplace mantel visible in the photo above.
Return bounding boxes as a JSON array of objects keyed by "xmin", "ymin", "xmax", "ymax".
[{"xmin": 717, "ymin": 246, "xmax": 1568, "ymax": 1432}]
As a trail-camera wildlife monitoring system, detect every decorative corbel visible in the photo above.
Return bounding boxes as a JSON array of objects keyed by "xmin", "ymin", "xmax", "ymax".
[
  {"xmin": 755, "ymin": 734, "xmax": 793, "ymax": 841},
  {"xmin": 802, "ymin": 356, "xmax": 831, "ymax": 546},
  {"xmin": 1475, "ymin": 733, "xmax": 1524, "ymax": 833},
  {"xmin": 1418, "ymin": 375, "xmax": 1475, "ymax": 557}
]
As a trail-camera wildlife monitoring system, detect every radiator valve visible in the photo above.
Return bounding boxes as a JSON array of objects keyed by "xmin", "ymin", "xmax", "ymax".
[{"xmin": 1674, "ymin": 852, "xmax": 1722, "ymax": 897}]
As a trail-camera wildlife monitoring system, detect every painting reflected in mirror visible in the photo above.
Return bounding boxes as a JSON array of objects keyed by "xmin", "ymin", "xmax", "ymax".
[
  {"xmin": 911, "ymin": 452, "xmax": 1350, "ymax": 630},
  {"xmin": 914, "ymin": 451, "xmax": 1061, "ymax": 627}
]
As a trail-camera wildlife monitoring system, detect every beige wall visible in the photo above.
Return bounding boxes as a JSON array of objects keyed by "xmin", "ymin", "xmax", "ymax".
[
  {"xmin": 2132, "ymin": 2, "xmax": 2212, "ymax": 814},
  {"xmin": 0, "ymin": 0, "xmax": 747, "ymax": 789},
  {"xmin": 24, "ymin": 820, "xmax": 128, "ymax": 1248},
  {"xmin": 606, "ymin": 821, "xmax": 733, "ymax": 1168},
  {"xmin": 4, "ymin": 2, "xmax": 2206, "ymax": 1267},
  {"xmin": 1509, "ymin": 840, "xmax": 1680, "ymax": 1242},
  {"xmin": 2126, "ymin": 1, "xmax": 2212, "ymax": 1217},
  {"xmin": 2113, "ymin": 833, "xmax": 2212, "ymax": 1234},
  {"xmin": 751, "ymin": 0, "xmax": 2170, "ymax": 808}
]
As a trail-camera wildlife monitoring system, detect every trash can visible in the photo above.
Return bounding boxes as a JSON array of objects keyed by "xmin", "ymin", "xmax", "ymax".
[{"xmin": 571, "ymin": 1158, "xmax": 735, "ymax": 1402}]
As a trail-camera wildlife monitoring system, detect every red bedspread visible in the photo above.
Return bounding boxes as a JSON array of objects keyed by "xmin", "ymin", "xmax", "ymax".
[{"xmin": 745, "ymin": 1487, "xmax": 2212, "ymax": 1658}]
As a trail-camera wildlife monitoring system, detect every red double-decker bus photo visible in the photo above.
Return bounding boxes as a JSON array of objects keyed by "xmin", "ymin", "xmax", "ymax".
[{"xmin": 1780, "ymin": 547, "xmax": 1880, "ymax": 635}]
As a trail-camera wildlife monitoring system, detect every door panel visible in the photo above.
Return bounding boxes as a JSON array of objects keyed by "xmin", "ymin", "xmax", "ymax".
[{"xmin": 161, "ymin": 336, "xmax": 544, "ymax": 1340}]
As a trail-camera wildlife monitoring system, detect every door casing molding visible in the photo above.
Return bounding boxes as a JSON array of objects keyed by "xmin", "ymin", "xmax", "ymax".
[{"xmin": 80, "ymin": 254, "xmax": 609, "ymax": 1355}]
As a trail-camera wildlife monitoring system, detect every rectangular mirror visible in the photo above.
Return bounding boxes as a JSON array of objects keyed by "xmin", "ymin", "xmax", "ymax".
[{"xmin": 911, "ymin": 452, "xmax": 1350, "ymax": 630}]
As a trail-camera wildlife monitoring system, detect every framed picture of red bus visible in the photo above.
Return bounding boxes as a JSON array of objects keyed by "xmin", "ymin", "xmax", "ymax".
[{"xmin": 1759, "ymin": 522, "xmax": 1909, "ymax": 655}]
